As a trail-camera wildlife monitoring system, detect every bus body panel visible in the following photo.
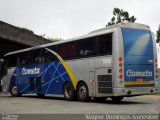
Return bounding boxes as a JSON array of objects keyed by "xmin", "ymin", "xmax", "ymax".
[
  {"xmin": 122, "ymin": 28, "xmax": 155, "ymax": 87},
  {"xmin": 112, "ymin": 28, "xmax": 124, "ymax": 89},
  {"xmin": 8, "ymin": 62, "xmax": 74, "ymax": 94},
  {"xmin": 66, "ymin": 56, "xmax": 113, "ymax": 97}
]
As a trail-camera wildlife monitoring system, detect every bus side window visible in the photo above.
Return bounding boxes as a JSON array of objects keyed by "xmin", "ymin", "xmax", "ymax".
[
  {"xmin": 41, "ymin": 49, "xmax": 57, "ymax": 63},
  {"xmin": 26, "ymin": 52, "xmax": 34, "ymax": 65},
  {"xmin": 7, "ymin": 54, "xmax": 17, "ymax": 68},
  {"xmin": 68, "ymin": 42, "xmax": 76, "ymax": 59},
  {"xmin": 59, "ymin": 44, "xmax": 67, "ymax": 59},
  {"xmin": 59, "ymin": 42, "xmax": 75, "ymax": 60},
  {"xmin": 19, "ymin": 57, "xmax": 27, "ymax": 66},
  {"xmin": 76, "ymin": 38, "xmax": 97, "ymax": 58},
  {"xmin": 17, "ymin": 53, "xmax": 27, "ymax": 66},
  {"xmin": 98, "ymin": 33, "xmax": 112, "ymax": 55},
  {"xmin": 25, "ymin": 49, "xmax": 41, "ymax": 65},
  {"xmin": 48, "ymin": 45, "xmax": 58, "ymax": 53},
  {"xmin": 3, "ymin": 58, "xmax": 8, "ymax": 75}
]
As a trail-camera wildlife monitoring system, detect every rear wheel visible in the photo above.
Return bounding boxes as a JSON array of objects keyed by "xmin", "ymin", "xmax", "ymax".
[
  {"xmin": 77, "ymin": 82, "xmax": 90, "ymax": 102},
  {"xmin": 111, "ymin": 96, "xmax": 123, "ymax": 103},
  {"xmin": 10, "ymin": 84, "xmax": 22, "ymax": 97},
  {"xmin": 64, "ymin": 82, "xmax": 76, "ymax": 101}
]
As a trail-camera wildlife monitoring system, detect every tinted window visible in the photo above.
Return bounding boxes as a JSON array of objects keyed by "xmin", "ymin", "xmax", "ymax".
[
  {"xmin": 2, "ymin": 58, "xmax": 7, "ymax": 75},
  {"xmin": 18, "ymin": 53, "xmax": 27, "ymax": 66},
  {"xmin": 48, "ymin": 45, "xmax": 58, "ymax": 53},
  {"xmin": 76, "ymin": 38, "xmax": 97, "ymax": 58},
  {"xmin": 26, "ymin": 49, "xmax": 41, "ymax": 64},
  {"xmin": 17, "ymin": 49, "xmax": 41, "ymax": 66},
  {"xmin": 59, "ymin": 42, "xmax": 75, "ymax": 59},
  {"xmin": 122, "ymin": 28, "xmax": 152, "ymax": 56},
  {"xmin": 41, "ymin": 48, "xmax": 58, "ymax": 63},
  {"xmin": 98, "ymin": 33, "xmax": 112, "ymax": 55},
  {"xmin": 7, "ymin": 54, "xmax": 17, "ymax": 67}
]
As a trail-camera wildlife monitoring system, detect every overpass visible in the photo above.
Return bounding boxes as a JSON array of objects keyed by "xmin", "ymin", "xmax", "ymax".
[{"xmin": 0, "ymin": 20, "xmax": 51, "ymax": 59}]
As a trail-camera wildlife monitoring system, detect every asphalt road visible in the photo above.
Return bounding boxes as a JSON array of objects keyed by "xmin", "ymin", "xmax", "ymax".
[{"xmin": 0, "ymin": 93, "xmax": 160, "ymax": 114}]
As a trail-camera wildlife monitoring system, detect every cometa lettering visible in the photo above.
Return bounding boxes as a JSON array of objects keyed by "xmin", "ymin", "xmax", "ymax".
[
  {"xmin": 126, "ymin": 69, "xmax": 152, "ymax": 77},
  {"xmin": 22, "ymin": 67, "xmax": 40, "ymax": 75}
]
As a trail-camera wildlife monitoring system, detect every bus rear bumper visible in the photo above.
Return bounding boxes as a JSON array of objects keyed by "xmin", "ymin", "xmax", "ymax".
[{"xmin": 113, "ymin": 87, "xmax": 159, "ymax": 96}]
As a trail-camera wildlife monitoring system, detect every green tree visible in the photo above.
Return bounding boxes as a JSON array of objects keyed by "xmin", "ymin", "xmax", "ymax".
[
  {"xmin": 107, "ymin": 8, "xmax": 136, "ymax": 26},
  {"xmin": 20, "ymin": 27, "xmax": 34, "ymax": 34},
  {"xmin": 48, "ymin": 38, "xmax": 62, "ymax": 42},
  {"xmin": 156, "ymin": 25, "xmax": 160, "ymax": 43}
]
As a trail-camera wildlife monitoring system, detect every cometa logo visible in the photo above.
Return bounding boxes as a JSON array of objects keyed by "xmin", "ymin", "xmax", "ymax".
[
  {"xmin": 22, "ymin": 67, "xmax": 40, "ymax": 75},
  {"xmin": 126, "ymin": 69, "xmax": 152, "ymax": 77}
]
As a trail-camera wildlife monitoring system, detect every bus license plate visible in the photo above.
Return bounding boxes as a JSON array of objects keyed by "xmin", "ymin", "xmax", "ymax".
[{"xmin": 136, "ymin": 78, "xmax": 144, "ymax": 82}]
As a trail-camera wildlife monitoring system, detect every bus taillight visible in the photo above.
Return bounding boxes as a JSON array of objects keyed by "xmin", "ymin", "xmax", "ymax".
[
  {"xmin": 119, "ymin": 57, "xmax": 122, "ymax": 62},
  {"xmin": 119, "ymin": 63, "xmax": 122, "ymax": 67},
  {"xmin": 155, "ymin": 59, "xmax": 158, "ymax": 79},
  {"xmin": 119, "ymin": 75, "xmax": 123, "ymax": 79},
  {"xmin": 119, "ymin": 69, "xmax": 122, "ymax": 73},
  {"xmin": 118, "ymin": 57, "xmax": 123, "ymax": 80},
  {"xmin": 155, "ymin": 64, "xmax": 158, "ymax": 68},
  {"xmin": 155, "ymin": 59, "xmax": 157, "ymax": 63}
]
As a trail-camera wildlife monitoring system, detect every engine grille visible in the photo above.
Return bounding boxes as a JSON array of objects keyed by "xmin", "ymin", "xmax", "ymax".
[{"xmin": 98, "ymin": 75, "xmax": 113, "ymax": 93}]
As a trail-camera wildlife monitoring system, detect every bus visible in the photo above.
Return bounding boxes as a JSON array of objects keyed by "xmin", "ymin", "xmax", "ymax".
[{"xmin": 2, "ymin": 23, "xmax": 159, "ymax": 102}]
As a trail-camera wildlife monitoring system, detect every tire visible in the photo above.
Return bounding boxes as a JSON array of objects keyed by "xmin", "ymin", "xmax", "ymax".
[
  {"xmin": 0, "ymin": 85, "xmax": 2, "ymax": 92},
  {"xmin": 77, "ymin": 82, "xmax": 90, "ymax": 102},
  {"xmin": 94, "ymin": 97, "xmax": 107, "ymax": 102},
  {"xmin": 64, "ymin": 82, "xmax": 76, "ymax": 101},
  {"xmin": 111, "ymin": 96, "xmax": 123, "ymax": 103},
  {"xmin": 37, "ymin": 94, "xmax": 45, "ymax": 97},
  {"xmin": 10, "ymin": 84, "xmax": 22, "ymax": 97}
]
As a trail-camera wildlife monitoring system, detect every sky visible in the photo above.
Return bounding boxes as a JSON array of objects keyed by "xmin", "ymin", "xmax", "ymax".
[{"xmin": 0, "ymin": 0, "xmax": 159, "ymax": 40}]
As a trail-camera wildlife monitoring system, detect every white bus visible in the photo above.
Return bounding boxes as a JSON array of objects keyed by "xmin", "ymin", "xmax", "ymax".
[{"xmin": 2, "ymin": 23, "xmax": 159, "ymax": 102}]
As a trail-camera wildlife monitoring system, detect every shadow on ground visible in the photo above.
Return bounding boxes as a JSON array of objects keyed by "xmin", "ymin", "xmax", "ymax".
[{"xmin": 0, "ymin": 94, "xmax": 151, "ymax": 105}]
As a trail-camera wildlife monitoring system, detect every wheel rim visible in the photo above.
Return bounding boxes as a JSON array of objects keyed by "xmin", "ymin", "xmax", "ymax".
[
  {"xmin": 12, "ymin": 86, "xmax": 17, "ymax": 95},
  {"xmin": 79, "ymin": 86, "xmax": 87, "ymax": 99},
  {"xmin": 65, "ymin": 86, "xmax": 72, "ymax": 97}
]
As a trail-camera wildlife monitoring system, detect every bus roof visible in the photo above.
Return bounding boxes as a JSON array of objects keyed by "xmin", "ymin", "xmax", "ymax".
[
  {"xmin": 88, "ymin": 22, "xmax": 150, "ymax": 35},
  {"xmin": 5, "ymin": 22, "xmax": 150, "ymax": 57}
]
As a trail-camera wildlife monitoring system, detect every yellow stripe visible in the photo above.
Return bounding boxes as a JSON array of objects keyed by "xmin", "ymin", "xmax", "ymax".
[
  {"xmin": 124, "ymin": 81, "xmax": 154, "ymax": 86},
  {"xmin": 59, "ymin": 58, "xmax": 78, "ymax": 89},
  {"xmin": 45, "ymin": 48, "xmax": 77, "ymax": 89}
]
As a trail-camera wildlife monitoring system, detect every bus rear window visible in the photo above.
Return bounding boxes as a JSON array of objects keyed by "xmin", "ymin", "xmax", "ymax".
[{"xmin": 122, "ymin": 28, "xmax": 153, "ymax": 56}]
